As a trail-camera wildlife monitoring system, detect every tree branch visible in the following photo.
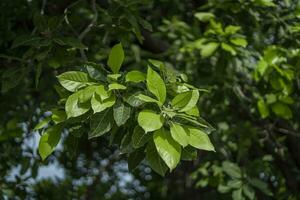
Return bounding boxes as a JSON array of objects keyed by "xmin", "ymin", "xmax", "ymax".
[{"xmin": 79, "ymin": 0, "xmax": 98, "ymax": 61}]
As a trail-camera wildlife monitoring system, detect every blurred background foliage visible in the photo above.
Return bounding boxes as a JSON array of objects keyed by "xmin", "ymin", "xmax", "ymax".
[{"xmin": 0, "ymin": 0, "xmax": 300, "ymax": 199}]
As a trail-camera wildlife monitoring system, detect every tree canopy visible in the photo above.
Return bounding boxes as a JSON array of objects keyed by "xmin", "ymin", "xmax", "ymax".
[{"xmin": 0, "ymin": 0, "xmax": 300, "ymax": 199}]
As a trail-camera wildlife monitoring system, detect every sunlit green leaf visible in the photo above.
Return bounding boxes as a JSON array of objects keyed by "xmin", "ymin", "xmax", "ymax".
[
  {"xmin": 38, "ymin": 125, "xmax": 62, "ymax": 160},
  {"xmin": 186, "ymin": 127, "xmax": 215, "ymax": 151},
  {"xmin": 170, "ymin": 122, "xmax": 189, "ymax": 147},
  {"xmin": 146, "ymin": 141, "xmax": 168, "ymax": 176},
  {"xmin": 147, "ymin": 67, "xmax": 166, "ymax": 103},
  {"xmin": 65, "ymin": 91, "xmax": 90, "ymax": 118},
  {"xmin": 138, "ymin": 110, "xmax": 164, "ymax": 133},
  {"xmin": 125, "ymin": 70, "xmax": 146, "ymax": 83},
  {"xmin": 57, "ymin": 71, "xmax": 93, "ymax": 92},
  {"xmin": 107, "ymin": 43, "xmax": 124, "ymax": 73},
  {"xmin": 153, "ymin": 128, "xmax": 181, "ymax": 171}
]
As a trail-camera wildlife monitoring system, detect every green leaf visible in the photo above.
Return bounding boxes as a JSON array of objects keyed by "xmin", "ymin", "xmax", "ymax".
[
  {"xmin": 230, "ymin": 37, "xmax": 247, "ymax": 48},
  {"xmin": 225, "ymin": 25, "xmax": 241, "ymax": 34},
  {"xmin": 232, "ymin": 188, "xmax": 244, "ymax": 200},
  {"xmin": 11, "ymin": 35, "xmax": 43, "ymax": 49},
  {"xmin": 228, "ymin": 179, "xmax": 242, "ymax": 189},
  {"xmin": 85, "ymin": 63, "xmax": 107, "ymax": 82},
  {"xmin": 125, "ymin": 92, "xmax": 144, "ymax": 107},
  {"xmin": 137, "ymin": 94, "xmax": 161, "ymax": 106},
  {"xmin": 89, "ymin": 110, "xmax": 112, "ymax": 139},
  {"xmin": 132, "ymin": 126, "xmax": 152, "ymax": 148},
  {"xmin": 128, "ymin": 148, "xmax": 145, "ymax": 171},
  {"xmin": 125, "ymin": 70, "xmax": 146, "ymax": 83},
  {"xmin": 172, "ymin": 90, "xmax": 199, "ymax": 112},
  {"xmin": 108, "ymin": 83, "xmax": 127, "ymax": 91},
  {"xmin": 51, "ymin": 110, "xmax": 67, "ymax": 124},
  {"xmin": 254, "ymin": 0, "xmax": 275, "ymax": 7},
  {"xmin": 57, "ymin": 71, "xmax": 93, "ymax": 92},
  {"xmin": 200, "ymin": 42, "xmax": 220, "ymax": 57},
  {"xmin": 34, "ymin": 117, "xmax": 51, "ymax": 130},
  {"xmin": 256, "ymin": 59, "xmax": 269, "ymax": 78},
  {"xmin": 257, "ymin": 99, "xmax": 269, "ymax": 118},
  {"xmin": 65, "ymin": 91, "xmax": 90, "ymax": 118},
  {"xmin": 107, "ymin": 73, "xmax": 122, "ymax": 81},
  {"xmin": 186, "ymin": 127, "xmax": 215, "ymax": 151},
  {"xmin": 1, "ymin": 67, "xmax": 27, "ymax": 93},
  {"xmin": 138, "ymin": 17, "xmax": 153, "ymax": 31},
  {"xmin": 181, "ymin": 146, "xmax": 197, "ymax": 161},
  {"xmin": 249, "ymin": 178, "xmax": 272, "ymax": 196},
  {"xmin": 221, "ymin": 43, "xmax": 237, "ymax": 55},
  {"xmin": 94, "ymin": 85, "xmax": 110, "ymax": 100},
  {"xmin": 185, "ymin": 106, "xmax": 200, "ymax": 117},
  {"xmin": 113, "ymin": 101, "xmax": 131, "ymax": 126},
  {"xmin": 265, "ymin": 93, "xmax": 277, "ymax": 104},
  {"xmin": 107, "ymin": 43, "xmax": 124, "ymax": 73},
  {"xmin": 147, "ymin": 67, "xmax": 166, "ymax": 103},
  {"xmin": 222, "ymin": 161, "xmax": 242, "ymax": 179},
  {"xmin": 38, "ymin": 125, "xmax": 62, "ymax": 160},
  {"xmin": 148, "ymin": 59, "xmax": 165, "ymax": 70},
  {"xmin": 271, "ymin": 102, "xmax": 292, "ymax": 119},
  {"xmin": 243, "ymin": 185, "xmax": 255, "ymax": 200},
  {"xmin": 138, "ymin": 110, "xmax": 164, "ymax": 133},
  {"xmin": 218, "ymin": 184, "xmax": 231, "ymax": 193},
  {"xmin": 170, "ymin": 122, "xmax": 189, "ymax": 147},
  {"xmin": 194, "ymin": 12, "xmax": 215, "ymax": 22},
  {"xmin": 153, "ymin": 128, "xmax": 181, "ymax": 171},
  {"xmin": 174, "ymin": 114, "xmax": 208, "ymax": 129},
  {"xmin": 91, "ymin": 94, "xmax": 116, "ymax": 113},
  {"xmin": 279, "ymin": 95, "xmax": 294, "ymax": 105},
  {"xmin": 146, "ymin": 141, "xmax": 168, "ymax": 176},
  {"xmin": 78, "ymin": 85, "xmax": 101, "ymax": 103}
]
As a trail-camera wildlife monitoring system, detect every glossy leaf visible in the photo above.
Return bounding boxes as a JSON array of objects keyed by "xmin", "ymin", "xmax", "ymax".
[
  {"xmin": 128, "ymin": 148, "xmax": 145, "ymax": 171},
  {"xmin": 57, "ymin": 71, "xmax": 93, "ymax": 92},
  {"xmin": 170, "ymin": 122, "xmax": 189, "ymax": 147},
  {"xmin": 138, "ymin": 110, "xmax": 164, "ymax": 133},
  {"xmin": 153, "ymin": 128, "xmax": 181, "ymax": 170},
  {"xmin": 146, "ymin": 67, "xmax": 166, "ymax": 103},
  {"xmin": 91, "ymin": 94, "xmax": 116, "ymax": 113},
  {"xmin": 108, "ymin": 83, "xmax": 127, "ymax": 91},
  {"xmin": 186, "ymin": 127, "xmax": 215, "ymax": 151},
  {"xmin": 137, "ymin": 94, "xmax": 161, "ymax": 106},
  {"xmin": 132, "ymin": 126, "xmax": 152, "ymax": 148},
  {"xmin": 146, "ymin": 141, "xmax": 168, "ymax": 176},
  {"xmin": 65, "ymin": 91, "xmax": 90, "ymax": 118},
  {"xmin": 89, "ymin": 110, "xmax": 112, "ymax": 139},
  {"xmin": 113, "ymin": 101, "xmax": 131, "ymax": 126},
  {"xmin": 172, "ymin": 90, "xmax": 199, "ymax": 112}
]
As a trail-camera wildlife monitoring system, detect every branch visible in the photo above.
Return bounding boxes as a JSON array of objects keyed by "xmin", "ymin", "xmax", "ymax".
[
  {"xmin": 277, "ymin": 128, "xmax": 300, "ymax": 138},
  {"xmin": 41, "ymin": 0, "xmax": 47, "ymax": 15},
  {"xmin": 63, "ymin": 0, "xmax": 84, "ymax": 36},
  {"xmin": 79, "ymin": 0, "xmax": 98, "ymax": 61}
]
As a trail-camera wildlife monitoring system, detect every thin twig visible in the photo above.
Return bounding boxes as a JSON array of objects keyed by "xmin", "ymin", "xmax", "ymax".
[
  {"xmin": 277, "ymin": 128, "xmax": 300, "ymax": 138},
  {"xmin": 41, "ymin": 0, "xmax": 47, "ymax": 15},
  {"xmin": 79, "ymin": 0, "xmax": 98, "ymax": 61},
  {"xmin": 0, "ymin": 54, "xmax": 29, "ymax": 63},
  {"xmin": 64, "ymin": 0, "xmax": 83, "ymax": 36}
]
